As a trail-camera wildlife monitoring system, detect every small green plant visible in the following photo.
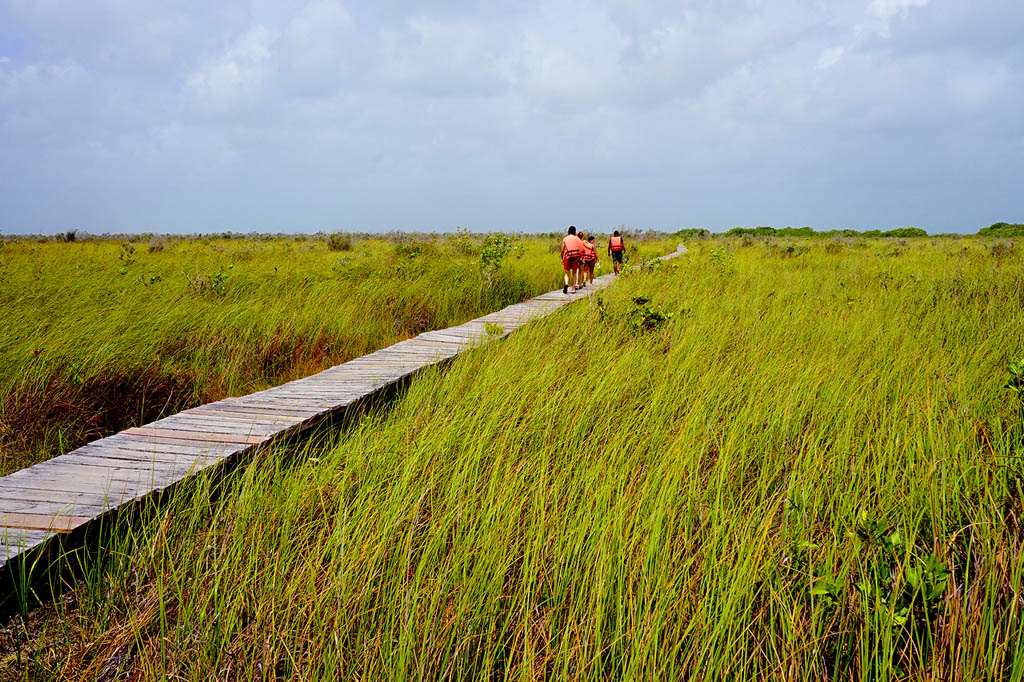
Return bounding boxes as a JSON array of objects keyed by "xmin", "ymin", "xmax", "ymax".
[
  {"xmin": 1006, "ymin": 358, "xmax": 1024, "ymax": 398},
  {"xmin": 327, "ymin": 232, "xmax": 352, "ymax": 251},
  {"xmin": 904, "ymin": 552, "xmax": 950, "ymax": 611},
  {"xmin": 630, "ymin": 299, "xmax": 673, "ymax": 332},
  {"xmin": 709, "ymin": 246, "xmax": 735, "ymax": 273},
  {"xmin": 184, "ymin": 269, "xmax": 230, "ymax": 296},
  {"xmin": 148, "ymin": 235, "xmax": 167, "ymax": 253},
  {"xmin": 394, "ymin": 242, "xmax": 422, "ymax": 259},
  {"xmin": 484, "ymin": 322, "xmax": 504, "ymax": 338},
  {"xmin": 119, "ymin": 242, "xmax": 136, "ymax": 267},
  {"xmin": 479, "ymin": 234, "xmax": 523, "ymax": 286},
  {"xmin": 452, "ymin": 226, "xmax": 475, "ymax": 255},
  {"xmin": 810, "ymin": 569, "xmax": 844, "ymax": 611}
]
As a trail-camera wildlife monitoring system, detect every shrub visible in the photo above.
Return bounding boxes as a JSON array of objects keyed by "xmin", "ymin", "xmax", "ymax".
[
  {"xmin": 628, "ymin": 296, "xmax": 673, "ymax": 332},
  {"xmin": 450, "ymin": 226, "xmax": 475, "ymax": 255},
  {"xmin": 184, "ymin": 269, "xmax": 230, "ymax": 296},
  {"xmin": 148, "ymin": 235, "xmax": 167, "ymax": 253},
  {"xmin": 989, "ymin": 241, "xmax": 1016, "ymax": 260},
  {"xmin": 479, "ymin": 234, "xmax": 524, "ymax": 286},
  {"xmin": 674, "ymin": 228, "xmax": 711, "ymax": 240},
  {"xmin": 727, "ymin": 226, "xmax": 776, "ymax": 237},
  {"xmin": 884, "ymin": 227, "xmax": 928, "ymax": 238},
  {"xmin": 327, "ymin": 232, "xmax": 353, "ymax": 251},
  {"xmin": 978, "ymin": 222, "xmax": 1024, "ymax": 237}
]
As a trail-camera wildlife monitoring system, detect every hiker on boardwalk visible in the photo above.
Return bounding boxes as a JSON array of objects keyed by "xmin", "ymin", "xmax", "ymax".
[
  {"xmin": 608, "ymin": 230, "xmax": 626, "ymax": 275},
  {"xmin": 576, "ymin": 232, "xmax": 588, "ymax": 288},
  {"xmin": 561, "ymin": 226, "xmax": 585, "ymax": 294},
  {"xmin": 582, "ymin": 235, "xmax": 599, "ymax": 285}
]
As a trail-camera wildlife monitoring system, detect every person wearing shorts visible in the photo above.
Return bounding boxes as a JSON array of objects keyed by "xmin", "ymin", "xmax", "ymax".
[
  {"xmin": 561, "ymin": 226, "xmax": 584, "ymax": 294},
  {"xmin": 582, "ymin": 235, "xmax": 599, "ymax": 285},
  {"xmin": 608, "ymin": 230, "xmax": 626, "ymax": 275},
  {"xmin": 576, "ymin": 232, "xmax": 588, "ymax": 288}
]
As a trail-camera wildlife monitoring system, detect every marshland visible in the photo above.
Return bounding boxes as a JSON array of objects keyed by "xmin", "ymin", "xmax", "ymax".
[{"xmin": 3, "ymin": 230, "xmax": 1024, "ymax": 680}]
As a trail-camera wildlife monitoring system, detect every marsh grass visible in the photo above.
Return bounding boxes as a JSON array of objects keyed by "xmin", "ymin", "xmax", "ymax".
[
  {"xmin": 6, "ymin": 236, "xmax": 1024, "ymax": 680},
  {"xmin": 0, "ymin": 234, "xmax": 676, "ymax": 473}
]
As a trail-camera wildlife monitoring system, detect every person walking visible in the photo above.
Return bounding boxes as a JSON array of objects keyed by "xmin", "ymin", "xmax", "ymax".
[
  {"xmin": 608, "ymin": 230, "xmax": 626, "ymax": 275},
  {"xmin": 582, "ymin": 235, "xmax": 599, "ymax": 285},
  {"xmin": 561, "ymin": 226, "xmax": 584, "ymax": 294},
  {"xmin": 576, "ymin": 232, "xmax": 588, "ymax": 288}
]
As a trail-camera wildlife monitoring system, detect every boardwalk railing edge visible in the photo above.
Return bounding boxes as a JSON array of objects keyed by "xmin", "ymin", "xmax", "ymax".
[{"xmin": 0, "ymin": 244, "xmax": 687, "ymax": 614}]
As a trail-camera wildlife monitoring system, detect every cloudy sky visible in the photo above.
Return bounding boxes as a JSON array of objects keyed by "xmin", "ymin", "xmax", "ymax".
[{"xmin": 1, "ymin": 0, "xmax": 1021, "ymax": 235}]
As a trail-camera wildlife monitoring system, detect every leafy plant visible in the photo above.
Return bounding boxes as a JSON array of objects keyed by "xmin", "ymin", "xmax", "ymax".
[
  {"xmin": 479, "ymin": 234, "xmax": 523, "ymax": 286},
  {"xmin": 451, "ymin": 226, "xmax": 475, "ymax": 255},
  {"xmin": 327, "ymin": 232, "xmax": 352, "ymax": 251},
  {"xmin": 1006, "ymin": 358, "xmax": 1024, "ymax": 399},
  {"xmin": 630, "ymin": 300, "xmax": 673, "ymax": 332},
  {"xmin": 709, "ymin": 246, "xmax": 736, "ymax": 273},
  {"xmin": 119, "ymin": 242, "xmax": 136, "ymax": 267}
]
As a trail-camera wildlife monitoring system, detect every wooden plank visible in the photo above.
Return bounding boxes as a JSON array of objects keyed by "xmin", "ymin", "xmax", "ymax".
[
  {"xmin": 0, "ymin": 528, "xmax": 54, "ymax": 548},
  {"xmin": 71, "ymin": 449, "xmax": 219, "ymax": 471},
  {"xmin": 63, "ymin": 453, "xmax": 203, "ymax": 475},
  {"xmin": 189, "ymin": 406, "xmax": 309, "ymax": 421},
  {"xmin": 103, "ymin": 435, "xmax": 241, "ymax": 457},
  {"xmin": 0, "ymin": 513, "xmax": 92, "ymax": 533},
  {"xmin": 0, "ymin": 498, "xmax": 109, "ymax": 516},
  {"xmin": 0, "ymin": 486, "xmax": 109, "ymax": 505},
  {"xmin": 3, "ymin": 466, "xmax": 171, "ymax": 490},
  {"xmin": 123, "ymin": 427, "xmax": 266, "ymax": 446},
  {"xmin": 148, "ymin": 418, "xmax": 282, "ymax": 437}
]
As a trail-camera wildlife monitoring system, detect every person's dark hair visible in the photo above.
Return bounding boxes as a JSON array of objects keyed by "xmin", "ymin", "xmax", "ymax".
[
  {"xmin": 613, "ymin": 230, "xmax": 620, "ymax": 236},
  {"xmin": 568, "ymin": 226, "xmax": 576, "ymax": 235},
  {"xmin": 588, "ymin": 236, "xmax": 595, "ymax": 242}
]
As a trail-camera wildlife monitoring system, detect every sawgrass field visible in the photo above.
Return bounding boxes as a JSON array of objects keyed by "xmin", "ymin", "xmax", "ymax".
[
  {"xmin": 0, "ymin": 232, "xmax": 674, "ymax": 475},
  {"xmin": 4, "ymin": 234, "xmax": 1024, "ymax": 680}
]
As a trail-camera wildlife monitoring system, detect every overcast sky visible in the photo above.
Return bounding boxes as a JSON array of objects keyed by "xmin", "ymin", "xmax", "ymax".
[{"xmin": 1, "ymin": 0, "xmax": 1021, "ymax": 235}]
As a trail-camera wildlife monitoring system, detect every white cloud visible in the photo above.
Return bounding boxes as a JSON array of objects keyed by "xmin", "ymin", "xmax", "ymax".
[
  {"xmin": 282, "ymin": 0, "xmax": 353, "ymax": 75},
  {"xmin": 816, "ymin": 46, "xmax": 846, "ymax": 70},
  {"xmin": 858, "ymin": 0, "xmax": 930, "ymax": 39},
  {"xmin": 186, "ymin": 25, "xmax": 276, "ymax": 109}
]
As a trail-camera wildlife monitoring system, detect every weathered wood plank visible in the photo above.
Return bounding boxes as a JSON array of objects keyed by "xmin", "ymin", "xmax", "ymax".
[
  {"xmin": 123, "ymin": 427, "xmax": 266, "ymax": 446},
  {"xmin": 0, "ymin": 513, "xmax": 92, "ymax": 533}
]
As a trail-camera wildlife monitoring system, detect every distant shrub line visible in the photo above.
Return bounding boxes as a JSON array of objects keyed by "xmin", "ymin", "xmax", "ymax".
[{"xmin": 4, "ymin": 222, "xmax": 1022, "ymax": 244}]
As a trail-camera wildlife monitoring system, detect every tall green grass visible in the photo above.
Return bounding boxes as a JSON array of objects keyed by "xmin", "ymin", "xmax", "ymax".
[
  {"xmin": 7, "ymin": 236, "xmax": 1024, "ymax": 680},
  {"xmin": 0, "ymin": 233, "xmax": 675, "ymax": 473}
]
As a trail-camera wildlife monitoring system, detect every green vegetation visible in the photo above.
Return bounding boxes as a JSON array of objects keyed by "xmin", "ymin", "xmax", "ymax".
[
  {"xmin": 6, "ymin": 236, "xmax": 1024, "ymax": 679},
  {"xmin": 723, "ymin": 226, "xmax": 929, "ymax": 238},
  {"xmin": 0, "ymin": 233, "xmax": 676, "ymax": 474},
  {"xmin": 978, "ymin": 222, "xmax": 1024, "ymax": 238}
]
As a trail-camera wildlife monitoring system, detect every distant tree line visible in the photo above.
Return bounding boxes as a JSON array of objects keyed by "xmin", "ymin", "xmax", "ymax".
[
  {"xmin": 3, "ymin": 222, "xmax": 1023, "ymax": 242},
  {"xmin": 977, "ymin": 222, "xmax": 1024, "ymax": 237}
]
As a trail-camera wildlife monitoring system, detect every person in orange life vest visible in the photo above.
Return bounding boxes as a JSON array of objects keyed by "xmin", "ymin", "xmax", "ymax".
[
  {"xmin": 582, "ymin": 235, "xmax": 599, "ymax": 285},
  {"xmin": 561, "ymin": 226, "xmax": 585, "ymax": 294},
  {"xmin": 576, "ymin": 232, "xmax": 588, "ymax": 288},
  {"xmin": 608, "ymin": 230, "xmax": 626, "ymax": 275}
]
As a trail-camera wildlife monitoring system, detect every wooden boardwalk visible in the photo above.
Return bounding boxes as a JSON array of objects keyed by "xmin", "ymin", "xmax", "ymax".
[{"xmin": 0, "ymin": 247, "xmax": 684, "ymax": 592}]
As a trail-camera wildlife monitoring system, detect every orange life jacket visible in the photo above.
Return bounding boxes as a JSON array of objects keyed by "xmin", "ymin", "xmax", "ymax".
[
  {"xmin": 609, "ymin": 235, "xmax": 624, "ymax": 252},
  {"xmin": 562, "ymin": 235, "xmax": 583, "ymax": 258},
  {"xmin": 583, "ymin": 242, "xmax": 597, "ymax": 261}
]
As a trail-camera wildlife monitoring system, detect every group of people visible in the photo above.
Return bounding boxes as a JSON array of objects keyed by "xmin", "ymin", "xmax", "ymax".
[{"xmin": 560, "ymin": 226, "xmax": 626, "ymax": 294}]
